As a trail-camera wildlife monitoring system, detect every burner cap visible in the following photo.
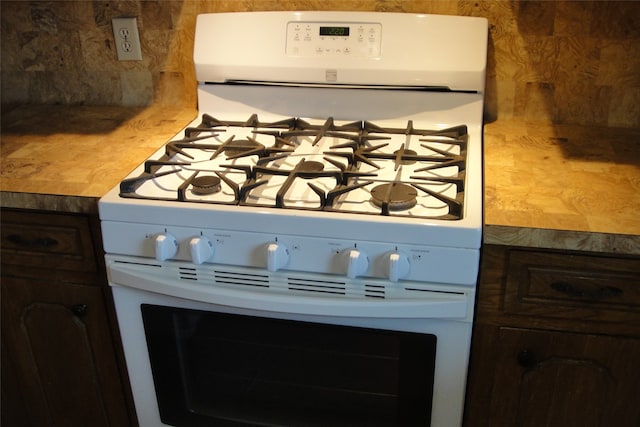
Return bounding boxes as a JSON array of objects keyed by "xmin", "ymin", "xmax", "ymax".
[
  {"xmin": 370, "ymin": 183, "xmax": 418, "ymax": 211},
  {"xmin": 191, "ymin": 175, "xmax": 222, "ymax": 195},
  {"xmin": 299, "ymin": 160, "xmax": 324, "ymax": 172},
  {"xmin": 393, "ymin": 148, "xmax": 418, "ymax": 165},
  {"xmin": 224, "ymin": 139, "xmax": 262, "ymax": 157}
]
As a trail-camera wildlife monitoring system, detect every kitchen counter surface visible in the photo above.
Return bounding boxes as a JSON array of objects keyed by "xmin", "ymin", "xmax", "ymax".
[
  {"xmin": 483, "ymin": 120, "xmax": 640, "ymax": 255},
  {"xmin": 1, "ymin": 104, "xmax": 197, "ymax": 213},
  {"xmin": 1, "ymin": 105, "xmax": 639, "ymax": 255}
]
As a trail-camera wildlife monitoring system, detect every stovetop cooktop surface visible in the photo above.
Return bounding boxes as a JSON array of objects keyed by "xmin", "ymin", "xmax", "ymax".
[{"xmin": 120, "ymin": 113, "xmax": 469, "ymax": 220}]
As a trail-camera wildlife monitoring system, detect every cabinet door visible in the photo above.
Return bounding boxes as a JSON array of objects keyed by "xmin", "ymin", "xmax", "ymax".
[
  {"xmin": 489, "ymin": 327, "xmax": 640, "ymax": 427},
  {"xmin": 1, "ymin": 275, "xmax": 131, "ymax": 427}
]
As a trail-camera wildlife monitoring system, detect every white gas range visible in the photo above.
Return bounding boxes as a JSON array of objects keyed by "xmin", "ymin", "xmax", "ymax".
[{"xmin": 100, "ymin": 11, "xmax": 487, "ymax": 427}]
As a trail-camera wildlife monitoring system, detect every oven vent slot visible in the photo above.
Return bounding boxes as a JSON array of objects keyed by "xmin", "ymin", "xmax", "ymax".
[
  {"xmin": 364, "ymin": 284, "xmax": 386, "ymax": 299},
  {"xmin": 287, "ymin": 277, "xmax": 346, "ymax": 295},
  {"xmin": 178, "ymin": 267, "xmax": 198, "ymax": 281},
  {"xmin": 113, "ymin": 259, "xmax": 161, "ymax": 268},
  {"xmin": 404, "ymin": 287, "xmax": 465, "ymax": 296},
  {"xmin": 213, "ymin": 270, "xmax": 269, "ymax": 288}
]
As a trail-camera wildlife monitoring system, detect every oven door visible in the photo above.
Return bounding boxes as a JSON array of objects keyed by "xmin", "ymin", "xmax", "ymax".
[{"xmin": 108, "ymin": 258, "xmax": 474, "ymax": 427}]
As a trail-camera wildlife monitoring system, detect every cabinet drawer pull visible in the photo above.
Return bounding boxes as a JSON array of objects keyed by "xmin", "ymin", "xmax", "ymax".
[
  {"xmin": 71, "ymin": 304, "xmax": 88, "ymax": 318},
  {"xmin": 517, "ymin": 349, "xmax": 536, "ymax": 368},
  {"xmin": 550, "ymin": 281, "xmax": 623, "ymax": 300},
  {"xmin": 7, "ymin": 234, "xmax": 59, "ymax": 249}
]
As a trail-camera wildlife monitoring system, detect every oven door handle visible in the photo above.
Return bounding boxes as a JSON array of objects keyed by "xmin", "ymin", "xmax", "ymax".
[{"xmin": 107, "ymin": 260, "xmax": 471, "ymax": 319}]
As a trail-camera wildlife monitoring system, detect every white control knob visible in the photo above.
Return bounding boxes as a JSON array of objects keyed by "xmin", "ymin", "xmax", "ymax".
[
  {"xmin": 386, "ymin": 251, "xmax": 410, "ymax": 282},
  {"xmin": 341, "ymin": 248, "xmax": 369, "ymax": 279},
  {"xmin": 154, "ymin": 233, "xmax": 178, "ymax": 261},
  {"xmin": 266, "ymin": 242, "xmax": 289, "ymax": 272},
  {"xmin": 189, "ymin": 236, "xmax": 214, "ymax": 265}
]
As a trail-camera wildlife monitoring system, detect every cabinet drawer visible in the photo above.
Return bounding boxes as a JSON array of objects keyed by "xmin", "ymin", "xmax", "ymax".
[
  {"xmin": 1, "ymin": 210, "xmax": 97, "ymax": 272},
  {"xmin": 504, "ymin": 250, "xmax": 640, "ymax": 326}
]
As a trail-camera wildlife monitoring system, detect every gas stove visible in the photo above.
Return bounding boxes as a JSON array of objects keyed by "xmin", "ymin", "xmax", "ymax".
[
  {"xmin": 99, "ymin": 12, "xmax": 488, "ymax": 427},
  {"xmin": 100, "ymin": 83, "xmax": 484, "ymax": 284},
  {"xmin": 99, "ymin": 11, "xmax": 486, "ymax": 284}
]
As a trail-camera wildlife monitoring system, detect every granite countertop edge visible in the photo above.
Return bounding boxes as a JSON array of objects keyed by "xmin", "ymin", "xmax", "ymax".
[
  {"xmin": 483, "ymin": 224, "xmax": 639, "ymax": 256},
  {"xmin": 1, "ymin": 191, "xmax": 99, "ymax": 215}
]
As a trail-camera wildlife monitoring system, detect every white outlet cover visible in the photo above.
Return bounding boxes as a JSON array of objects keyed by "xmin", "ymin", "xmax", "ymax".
[{"xmin": 112, "ymin": 17, "xmax": 143, "ymax": 61}]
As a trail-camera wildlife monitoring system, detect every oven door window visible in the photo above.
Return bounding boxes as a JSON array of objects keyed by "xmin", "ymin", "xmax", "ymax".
[{"xmin": 142, "ymin": 304, "xmax": 436, "ymax": 427}]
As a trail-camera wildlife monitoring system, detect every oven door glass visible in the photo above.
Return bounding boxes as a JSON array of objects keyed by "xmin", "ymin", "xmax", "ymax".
[{"xmin": 142, "ymin": 304, "xmax": 436, "ymax": 426}]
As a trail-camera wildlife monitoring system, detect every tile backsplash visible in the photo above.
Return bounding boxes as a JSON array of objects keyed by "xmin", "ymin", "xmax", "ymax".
[{"xmin": 1, "ymin": 0, "xmax": 639, "ymax": 128}]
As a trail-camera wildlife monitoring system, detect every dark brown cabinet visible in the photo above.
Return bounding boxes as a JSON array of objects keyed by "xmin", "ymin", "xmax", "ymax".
[
  {"xmin": 465, "ymin": 245, "xmax": 640, "ymax": 427},
  {"xmin": 1, "ymin": 208, "xmax": 135, "ymax": 426}
]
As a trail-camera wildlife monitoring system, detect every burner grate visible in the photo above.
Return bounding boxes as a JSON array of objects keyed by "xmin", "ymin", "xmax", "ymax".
[{"xmin": 119, "ymin": 115, "xmax": 469, "ymax": 220}]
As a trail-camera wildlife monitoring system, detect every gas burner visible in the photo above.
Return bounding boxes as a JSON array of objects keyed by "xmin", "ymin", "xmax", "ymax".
[
  {"xmin": 222, "ymin": 138, "xmax": 263, "ymax": 157},
  {"xmin": 191, "ymin": 175, "xmax": 222, "ymax": 195},
  {"xmin": 370, "ymin": 183, "xmax": 418, "ymax": 211},
  {"xmin": 207, "ymin": 135, "xmax": 295, "ymax": 162},
  {"xmin": 298, "ymin": 160, "xmax": 324, "ymax": 172},
  {"xmin": 393, "ymin": 148, "xmax": 418, "ymax": 165}
]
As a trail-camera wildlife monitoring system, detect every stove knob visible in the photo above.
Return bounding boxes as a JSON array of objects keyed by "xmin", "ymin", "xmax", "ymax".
[
  {"xmin": 386, "ymin": 251, "xmax": 410, "ymax": 282},
  {"xmin": 341, "ymin": 248, "xmax": 369, "ymax": 279},
  {"xmin": 189, "ymin": 236, "xmax": 214, "ymax": 265},
  {"xmin": 266, "ymin": 242, "xmax": 289, "ymax": 272},
  {"xmin": 154, "ymin": 233, "xmax": 178, "ymax": 261}
]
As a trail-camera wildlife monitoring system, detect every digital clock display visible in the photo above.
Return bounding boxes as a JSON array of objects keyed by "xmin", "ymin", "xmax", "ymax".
[{"xmin": 319, "ymin": 26, "xmax": 350, "ymax": 37}]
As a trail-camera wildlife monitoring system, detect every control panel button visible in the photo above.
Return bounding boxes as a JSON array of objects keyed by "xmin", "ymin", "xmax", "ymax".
[
  {"xmin": 266, "ymin": 242, "xmax": 289, "ymax": 272},
  {"xmin": 154, "ymin": 233, "xmax": 178, "ymax": 261},
  {"xmin": 189, "ymin": 236, "xmax": 214, "ymax": 265},
  {"xmin": 340, "ymin": 248, "xmax": 369, "ymax": 279},
  {"xmin": 386, "ymin": 251, "xmax": 410, "ymax": 282}
]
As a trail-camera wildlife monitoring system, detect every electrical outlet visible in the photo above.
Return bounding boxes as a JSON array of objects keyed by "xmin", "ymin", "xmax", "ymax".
[{"xmin": 112, "ymin": 17, "xmax": 142, "ymax": 61}]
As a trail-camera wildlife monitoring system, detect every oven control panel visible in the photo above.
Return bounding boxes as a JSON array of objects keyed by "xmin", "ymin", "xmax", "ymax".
[
  {"xmin": 102, "ymin": 222, "xmax": 479, "ymax": 286},
  {"xmin": 285, "ymin": 21, "xmax": 382, "ymax": 58}
]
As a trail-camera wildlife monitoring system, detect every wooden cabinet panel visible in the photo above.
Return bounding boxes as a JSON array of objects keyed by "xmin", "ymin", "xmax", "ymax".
[
  {"xmin": 1, "ymin": 275, "xmax": 131, "ymax": 427},
  {"xmin": 1, "ymin": 329, "xmax": 30, "ymax": 425},
  {"xmin": 0, "ymin": 208, "xmax": 135, "ymax": 427},
  {"xmin": 489, "ymin": 327, "xmax": 640, "ymax": 427},
  {"xmin": 1, "ymin": 210, "xmax": 97, "ymax": 272},
  {"xmin": 505, "ymin": 250, "xmax": 640, "ymax": 326},
  {"xmin": 465, "ymin": 323, "xmax": 640, "ymax": 427},
  {"xmin": 465, "ymin": 245, "xmax": 640, "ymax": 427}
]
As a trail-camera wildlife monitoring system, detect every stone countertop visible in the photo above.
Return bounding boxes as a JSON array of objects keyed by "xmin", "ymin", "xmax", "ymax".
[
  {"xmin": 483, "ymin": 120, "xmax": 640, "ymax": 255},
  {"xmin": 1, "ymin": 104, "xmax": 197, "ymax": 213},
  {"xmin": 1, "ymin": 105, "xmax": 639, "ymax": 255}
]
